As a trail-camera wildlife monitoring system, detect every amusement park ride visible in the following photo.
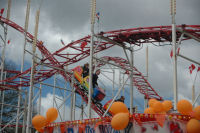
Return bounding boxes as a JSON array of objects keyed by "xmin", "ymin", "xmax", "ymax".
[{"xmin": 0, "ymin": 0, "xmax": 200, "ymax": 132}]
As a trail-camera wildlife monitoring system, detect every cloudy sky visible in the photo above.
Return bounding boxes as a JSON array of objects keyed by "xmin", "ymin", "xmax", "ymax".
[{"xmin": 0, "ymin": 0, "xmax": 200, "ymax": 120}]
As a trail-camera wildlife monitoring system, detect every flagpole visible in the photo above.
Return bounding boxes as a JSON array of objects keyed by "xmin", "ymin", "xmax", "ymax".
[
  {"xmin": 88, "ymin": 0, "xmax": 96, "ymax": 118},
  {"xmin": 171, "ymin": 0, "xmax": 178, "ymax": 110}
]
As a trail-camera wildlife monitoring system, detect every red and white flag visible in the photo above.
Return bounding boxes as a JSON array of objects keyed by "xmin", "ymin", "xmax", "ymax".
[
  {"xmin": 189, "ymin": 64, "xmax": 196, "ymax": 74},
  {"xmin": 197, "ymin": 66, "xmax": 200, "ymax": 72}
]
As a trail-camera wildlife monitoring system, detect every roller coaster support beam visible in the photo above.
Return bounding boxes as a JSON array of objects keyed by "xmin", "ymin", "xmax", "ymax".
[
  {"xmin": 70, "ymin": 76, "xmax": 75, "ymax": 121},
  {"xmin": 22, "ymin": 91, "xmax": 28, "ymax": 133},
  {"xmin": 16, "ymin": 0, "xmax": 31, "ymax": 132},
  {"xmin": 88, "ymin": 0, "xmax": 96, "ymax": 118},
  {"xmin": 176, "ymin": 28, "xmax": 200, "ymax": 42},
  {"xmin": 171, "ymin": 0, "xmax": 178, "ymax": 110},
  {"xmin": 103, "ymin": 75, "xmax": 131, "ymax": 117},
  {"xmin": 177, "ymin": 54, "xmax": 200, "ymax": 66},
  {"xmin": 94, "ymin": 57, "xmax": 131, "ymax": 72},
  {"xmin": 130, "ymin": 47, "xmax": 134, "ymax": 114},
  {"xmin": 144, "ymin": 46, "xmax": 149, "ymax": 109},
  {"xmin": 26, "ymin": 10, "xmax": 40, "ymax": 133},
  {"xmin": 95, "ymin": 34, "xmax": 131, "ymax": 51},
  {"xmin": 0, "ymin": 1, "xmax": 11, "ymax": 131}
]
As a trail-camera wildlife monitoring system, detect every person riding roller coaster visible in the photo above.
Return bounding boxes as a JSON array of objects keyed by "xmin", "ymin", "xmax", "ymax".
[
  {"xmin": 115, "ymin": 96, "xmax": 125, "ymax": 103},
  {"xmin": 82, "ymin": 63, "xmax": 89, "ymax": 78},
  {"xmin": 92, "ymin": 69, "xmax": 100, "ymax": 88}
]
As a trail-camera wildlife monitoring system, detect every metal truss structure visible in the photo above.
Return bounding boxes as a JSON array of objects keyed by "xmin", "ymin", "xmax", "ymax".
[{"xmin": 0, "ymin": 14, "xmax": 200, "ymax": 132}]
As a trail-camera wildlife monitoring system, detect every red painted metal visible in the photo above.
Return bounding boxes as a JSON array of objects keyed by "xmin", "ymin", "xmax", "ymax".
[
  {"xmin": 97, "ymin": 56, "xmax": 163, "ymax": 100},
  {"xmin": 1, "ymin": 16, "xmax": 200, "ymax": 116}
]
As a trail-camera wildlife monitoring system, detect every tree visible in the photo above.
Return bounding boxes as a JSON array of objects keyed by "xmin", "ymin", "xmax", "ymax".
[{"xmin": 0, "ymin": 60, "xmax": 24, "ymax": 133}]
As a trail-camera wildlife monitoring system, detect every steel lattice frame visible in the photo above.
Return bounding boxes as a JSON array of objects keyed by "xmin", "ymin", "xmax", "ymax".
[{"xmin": 0, "ymin": 16, "xmax": 200, "ymax": 116}]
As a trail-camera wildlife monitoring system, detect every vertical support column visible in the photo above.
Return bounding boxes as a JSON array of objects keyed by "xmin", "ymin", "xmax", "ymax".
[
  {"xmin": 26, "ymin": 10, "xmax": 40, "ymax": 133},
  {"xmin": 70, "ymin": 76, "xmax": 74, "ymax": 121},
  {"xmin": 38, "ymin": 82, "xmax": 42, "ymax": 114},
  {"xmin": 88, "ymin": 0, "xmax": 96, "ymax": 118},
  {"xmin": 171, "ymin": 0, "xmax": 178, "ymax": 110},
  {"xmin": 192, "ymin": 85, "xmax": 195, "ymax": 103},
  {"xmin": 144, "ymin": 46, "xmax": 149, "ymax": 109},
  {"xmin": 112, "ymin": 69, "xmax": 115, "ymax": 98},
  {"xmin": 122, "ymin": 73, "xmax": 125, "ymax": 96},
  {"xmin": 63, "ymin": 82, "xmax": 66, "ymax": 120},
  {"xmin": 72, "ymin": 90, "xmax": 76, "ymax": 120},
  {"xmin": 0, "ymin": 73, "xmax": 6, "ymax": 130},
  {"xmin": 16, "ymin": 0, "xmax": 31, "ymax": 132},
  {"xmin": 0, "ymin": 1, "xmax": 11, "ymax": 131},
  {"xmin": 81, "ymin": 99, "xmax": 84, "ymax": 120},
  {"xmin": 53, "ymin": 74, "xmax": 56, "ymax": 107},
  {"xmin": 130, "ymin": 47, "xmax": 134, "ymax": 114},
  {"xmin": 119, "ymin": 69, "xmax": 121, "ymax": 96},
  {"xmin": 22, "ymin": 91, "xmax": 28, "ymax": 133},
  {"xmin": 63, "ymin": 53, "xmax": 69, "ymax": 120}
]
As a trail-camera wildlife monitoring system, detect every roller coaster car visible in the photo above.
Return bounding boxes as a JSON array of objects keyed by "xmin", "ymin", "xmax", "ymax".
[
  {"xmin": 103, "ymin": 99, "xmax": 114, "ymax": 115},
  {"xmin": 73, "ymin": 66, "xmax": 105, "ymax": 102}
]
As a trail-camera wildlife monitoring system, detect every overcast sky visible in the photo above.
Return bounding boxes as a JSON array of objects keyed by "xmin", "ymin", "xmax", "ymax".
[{"xmin": 0, "ymin": 0, "xmax": 200, "ymax": 118}]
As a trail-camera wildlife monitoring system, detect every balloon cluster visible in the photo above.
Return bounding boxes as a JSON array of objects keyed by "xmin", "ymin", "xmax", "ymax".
[
  {"xmin": 144, "ymin": 99, "xmax": 173, "ymax": 114},
  {"xmin": 110, "ymin": 102, "xmax": 129, "ymax": 130},
  {"xmin": 176, "ymin": 99, "xmax": 200, "ymax": 133},
  {"xmin": 32, "ymin": 107, "xmax": 58, "ymax": 132}
]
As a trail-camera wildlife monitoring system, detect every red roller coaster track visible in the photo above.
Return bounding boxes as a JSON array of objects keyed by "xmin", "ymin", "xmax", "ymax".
[{"xmin": 0, "ymin": 16, "xmax": 200, "ymax": 116}]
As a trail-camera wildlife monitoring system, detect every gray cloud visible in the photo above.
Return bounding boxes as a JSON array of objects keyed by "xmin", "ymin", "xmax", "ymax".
[{"xmin": 0, "ymin": 0, "xmax": 200, "ymax": 111}]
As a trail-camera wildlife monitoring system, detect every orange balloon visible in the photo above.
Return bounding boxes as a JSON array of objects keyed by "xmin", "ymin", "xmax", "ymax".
[
  {"xmin": 148, "ymin": 99, "xmax": 157, "ymax": 108},
  {"xmin": 177, "ymin": 100, "xmax": 193, "ymax": 115},
  {"xmin": 194, "ymin": 106, "xmax": 200, "ymax": 120},
  {"xmin": 186, "ymin": 119, "xmax": 200, "ymax": 133},
  {"xmin": 111, "ymin": 113, "xmax": 129, "ymax": 130},
  {"xmin": 162, "ymin": 100, "xmax": 173, "ymax": 112},
  {"xmin": 46, "ymin": 108, "xmax": 58, "ymax": 123},
  {"xmin": 110, "ymin": 102, "xmax": 129, "ymax": 116},
  {"xmin": 144, "ymin": 107, "xmax": 155, "ymax": 114},
  {"xmin": 152, "ymin": 101, "xmax": 164, "ymax": 113},
  {"xmin": 32, "ymin": 115, "xmax": 46, "ymax": 129}
]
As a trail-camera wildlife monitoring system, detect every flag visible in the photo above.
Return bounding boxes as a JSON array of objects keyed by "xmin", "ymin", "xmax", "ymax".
[
  {"xmin": 177, "ymin": 47, "xmax": 180, "ymax": 55},
  {"xmin": 197, "ymin": 66, "xmax": 200, "ymax": 72},
  {"xmin": 189, "ymin": 64, "xmax": 196, "ymax": 74},
  {"xmin": 0, "ymin": 8, "xmax": 4, "ymax": 15},
  {"xmin": 170, "ymin": 49, "xmax": 173, "ymax": 58},
  {"xmin": 96, "ymin": 12, "xmax": 100, "ymax": 20},
  {"xmin": 80, "ymin": 41, "xmax": 87, "ymax": 51},
  {"xmin": 7, "ymin": 40, "xmax": 10, "ymax": 44},
  {"xmin": 60, "ymin": 39, "xmax": 65, "ymax": 45},
  {"xmin": 170, "ymin": 48, "xmax": 180, "ymax": 58}
]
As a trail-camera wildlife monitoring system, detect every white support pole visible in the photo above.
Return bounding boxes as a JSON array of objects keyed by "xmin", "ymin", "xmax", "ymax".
[
  {"xmin": 130, "ymin": 47, "xmax": 134, "ymax": 114},
  {"xmin": 22, "ymin": 91, "xmax": 28, "ymax": 133},
  {"xmin": 26, "ymin": 10, "xmax": 40, "ymax": 133},
  {"xmin": 144, "ymin": 46, "xmax": 149, "ymax": 109},
  {"xmin": 88, "ymin": 0, "xmax": 96, "ymax": 118},
  {"xmin": 53, "ymin": 74, "xmax": 56, "ymax": 107},
  {"xmin": 0, "ymin": 88, "xmax": 5, "ymax": 130},
  {"xmin": 112, "ymin": 69, "xmax": 115, "ymax": 98},
  {"xmin": 70, "ymin": 76, "xmax": 74, "ymax": 121},
  {"xmin": 171, "ymin": 0, "xmax": 178, "ymax": 110},
  {"xmin": 72, "ymin": 91, "xmax": 76, "ymax": 120},
  {"xmin": 123, "ymin": 72, "xmax": 125, "ymax": 96},
  {"xmin": 0, "ymin": 1, "xmax": 11, "ymax": 130},
  {"xmin": 103, "ymin": 75, "xmax": 131, "ymax": 117},
  {"xmin": 16, "ymin": 1, "xmax": 31, "ymax": 132},
  {"xmin": 119, "ymin": 69, "xmax": 121, "ymax": 96},
  {"xmin": 81, "ymin": 99, "xmax": 84, "ymax": 120},
  {"xmin": 63, "ymin": 82, "xmax": 66, "ymax": 121},
  {"xmin": 38, "ymin": 81, "xmax": 42, "ymax": 114}
]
